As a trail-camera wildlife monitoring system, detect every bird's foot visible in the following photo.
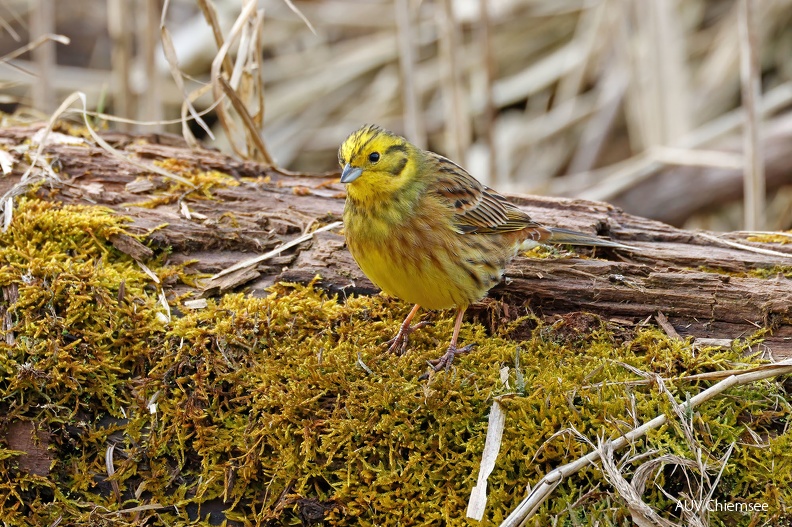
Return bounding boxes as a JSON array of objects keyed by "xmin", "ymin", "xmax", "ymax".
[
  {"xmin": 427, "ymin": 343, "xmax": 476, "ymax": 372},
  {"xmin": 386, "ymin": 321, "xmax": 430, "ymax": 355}
]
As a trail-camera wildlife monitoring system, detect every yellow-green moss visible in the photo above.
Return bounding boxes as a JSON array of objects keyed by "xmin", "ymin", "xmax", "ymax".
[
  {"xmin": 746, "ymin": 232, "xmax": 792, "ymax": 245},
  {"xmin": 698, "ymin": 265, "xmax": 792, "ymax": 279},
  {"xmin": 1, "ymin": 198, "xmax": 791, "ymax": 526},
  {"xmin": 131, "ymin": 164, "xmax": 240, "ymax": 208},
  {"xmin": 749, "ymin": 265, "xmax": 792, "ymax": 279}
]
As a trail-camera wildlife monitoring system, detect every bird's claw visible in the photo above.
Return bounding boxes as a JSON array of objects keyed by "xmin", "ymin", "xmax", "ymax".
[
  {"xmin": 427, "ymin": 343, "xmax": 476, "ymax": 372},
  {"xmin": 386, "ymin": 321, "xmax": 430, "ymax": 355}
]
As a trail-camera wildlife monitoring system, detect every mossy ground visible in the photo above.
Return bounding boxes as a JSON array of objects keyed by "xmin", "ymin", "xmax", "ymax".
[{"xmin": 1, "ymin": 198, "xmax": 791, "ymax": 526}]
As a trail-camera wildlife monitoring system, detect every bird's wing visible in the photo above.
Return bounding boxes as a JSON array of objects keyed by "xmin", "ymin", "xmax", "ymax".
[{"xmin": 429, "ymin": 154, "xmax": 545, "ymax": 236}]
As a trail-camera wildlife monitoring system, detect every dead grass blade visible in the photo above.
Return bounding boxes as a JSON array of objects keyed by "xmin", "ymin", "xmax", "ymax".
[
  {"xmin": 597, "ymin": 440, "xmax": 680, "ymax": 527},
  {"xmin": 282, "ymin": 0, "xmax": 316, "ymax": 35},
  {"xmin": 466, "ymin": 399, "xmax": 506, "ymax": 521},
  {"xmin": 0, "ymin": 33, "xmax": 70, "ymax": 64},
  {"xmin": 160, "ymin": 0, "xmax": 214, "ymax": 144},
  {"xmin": 207, "ymin": 0, "xmax": 274, "ymax": 163}
]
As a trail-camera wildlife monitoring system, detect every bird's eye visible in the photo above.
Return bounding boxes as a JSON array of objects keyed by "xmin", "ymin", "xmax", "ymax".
[{"xmin": 368, "ymin": 152, "xmax": 380, "ymax": 163}]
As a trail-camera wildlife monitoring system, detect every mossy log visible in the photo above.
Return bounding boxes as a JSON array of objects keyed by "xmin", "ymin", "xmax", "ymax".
[
  {"xmin": 1, "ymin": 124, "xmax": 791, "ymax": 357},
  {"xmin": 4, "ymin": 124, "xmax": 792, "ymax": 526}
]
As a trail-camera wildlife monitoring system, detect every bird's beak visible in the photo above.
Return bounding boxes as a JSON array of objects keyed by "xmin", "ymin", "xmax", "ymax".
[{"xmin": 340, "ymin": 164, "xmax": 363, "ymax": 184}]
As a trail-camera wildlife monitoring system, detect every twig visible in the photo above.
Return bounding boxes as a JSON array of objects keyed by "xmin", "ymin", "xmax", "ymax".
[
  {"xmin": 499, "ymin": 358, "xmax": 792, "ymax": 526},
  {"xmin": 211, "ymin": 221, "xmax": 342, "ymax": 280},
  {"xmin": 696, "ymin": 232, "xmax": 792, "ymax": 259},
  {"xmin": 655, "ymin": 312, "xmax": 682, "ymax": 341},
  {"xmin": 582, "ymin": 360, "xmax": 791, "ymax": 392}
]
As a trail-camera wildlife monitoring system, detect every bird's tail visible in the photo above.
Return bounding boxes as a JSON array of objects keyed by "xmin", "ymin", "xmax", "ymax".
[{"xmin": 523, "ymin": 227, "xmax": 635, "ymax": 250}]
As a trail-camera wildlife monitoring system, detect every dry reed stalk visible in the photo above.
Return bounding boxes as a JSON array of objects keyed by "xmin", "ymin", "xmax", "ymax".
[
  {"xmin": 565, "ymin": 0, "xmax": 623, "ymax": 175},
  {"xmin": 30, "ymin": 0, "xmax": 55, "ymax": 113},
  {"xmin": 107, "ymin": 0, "xmax": 133, "ymax": 130},
  {"xmin": 0, "ymin": 1, "xmax": 23, "ymax": 41},
  {"xmin": 395, "ymin": 0, "xmax": 425, "ymax": 146},
  {"xmin": 438, "ymin": 0, "xmax": 469, "ymax": 163},
  {"xmin": 3, "ymin": 0, "xmax": 790, "ymax": 229},
  {"xmin": 0, "ymin": 33, "xmax": 71, "ymax": 66},
  {"xmin": 0, "ymin": 90, "xmax": 194, "ymax": 233},
  {"xmin": 623, "ymin": 0, "xmax": 690, "ymax": 151},
  {"xmin": 138, "ymin": 0, "xmax": 163, "ymax": 129},
  {"xmin": 552, "ymin": 82, "xmax": 792, "ymax": 202},
  {"xmin": 160, "ymin": 0, "xmax": 217, "ymax": 145},
  {"xmin": 196, "ymin": 0, "xmax": 234, "ymax": 76},
  {"xmin": 282, "ymin": 0, "xmax": 316, "ymax": 35},
  {"xmin": 554, "ymin": 0, "xmax": 608, "ymax": 107},
  {"xmin": 477, "ymin": 0, "xmax": 497, "ymax": 184},
  {"xmin": 207, "ymin": 0, "xmax": 273, "ymax": 163},
  {"xmin": 738, "ymin": 0, "xmax": 765, "ymax": 230}
]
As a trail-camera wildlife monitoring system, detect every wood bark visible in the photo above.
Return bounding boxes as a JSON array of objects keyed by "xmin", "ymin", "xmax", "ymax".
[{"xmin": 1, "ymin": 125, "xmax": 791, "ymax": 357}]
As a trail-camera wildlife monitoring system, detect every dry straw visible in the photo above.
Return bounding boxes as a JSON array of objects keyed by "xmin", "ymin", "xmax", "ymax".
[
  {"xmin": 7, "ymin": 0, "xmax": 791, "ymax": 230},
  {"xmin": 498, "ymin": 358, "xmax": 792, "ymax": 526}
]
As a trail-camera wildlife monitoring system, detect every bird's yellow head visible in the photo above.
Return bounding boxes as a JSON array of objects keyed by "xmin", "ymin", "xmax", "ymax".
[{"xmin": 338, "ymin": 125, "xmax": 422, "ymax": 204}]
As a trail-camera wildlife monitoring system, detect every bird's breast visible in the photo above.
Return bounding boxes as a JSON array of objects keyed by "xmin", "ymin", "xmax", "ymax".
[{"xmin": 343, "ymin": 200, "xmax": 514, "ymax": 310}]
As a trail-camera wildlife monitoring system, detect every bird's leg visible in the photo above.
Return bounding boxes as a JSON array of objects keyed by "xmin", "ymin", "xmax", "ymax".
[
  {"xmin": 428, "ymin": 308, "xmax": 475, "ymax": 371},
  {"xmin": 386, "ymin": 304, "xmax": 429, "ymax": 355}
]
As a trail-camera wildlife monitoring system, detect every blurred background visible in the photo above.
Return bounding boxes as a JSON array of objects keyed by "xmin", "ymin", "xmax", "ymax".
[{"xmin": 2, "ymin": 0, "xmax": 792, "ymax": 232}]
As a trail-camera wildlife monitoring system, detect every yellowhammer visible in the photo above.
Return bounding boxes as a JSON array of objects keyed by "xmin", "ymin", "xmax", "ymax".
[{"xmin": 338, "ymin": 124, "xmax": 631, "ymax": 372}]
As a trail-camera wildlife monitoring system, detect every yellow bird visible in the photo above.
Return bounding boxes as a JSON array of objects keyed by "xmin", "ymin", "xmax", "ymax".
[{"xmin": 338, "ymin": 124, "xmax": 630, "ymax": 371}]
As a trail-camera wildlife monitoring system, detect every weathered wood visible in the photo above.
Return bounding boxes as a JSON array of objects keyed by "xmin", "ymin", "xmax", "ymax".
[
  {"xmin": 2, "ymin": 125, "xmax": 791, "ymax": 357},
  {"xmin": 4, "ymin": 421, "xmax": 51, "ymax": 477}
]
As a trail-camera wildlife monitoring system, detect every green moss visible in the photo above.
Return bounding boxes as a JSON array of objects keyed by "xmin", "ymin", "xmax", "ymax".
[{"xmin": 1, "ymin": 198, "xmax": 791, "ymax": 526}]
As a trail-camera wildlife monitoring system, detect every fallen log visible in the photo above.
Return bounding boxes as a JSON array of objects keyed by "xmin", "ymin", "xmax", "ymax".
[{"xmin": 1, "ymin": 124, "xmax": 790, "ymax": 357}]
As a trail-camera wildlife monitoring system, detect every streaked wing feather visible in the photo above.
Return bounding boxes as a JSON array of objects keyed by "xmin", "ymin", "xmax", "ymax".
[{"xmin": 430, "ymin": 154, "xmax": 542, "ymax": 235}]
